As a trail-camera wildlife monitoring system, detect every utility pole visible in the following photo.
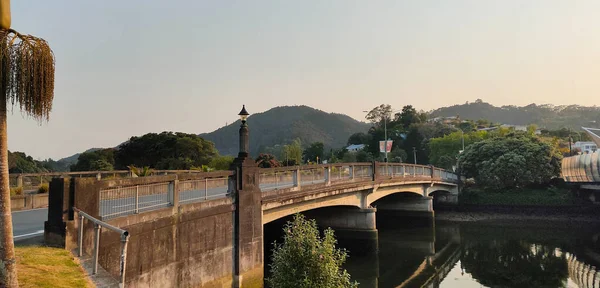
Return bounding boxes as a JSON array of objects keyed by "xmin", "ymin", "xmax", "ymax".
[
  {"xmin": 384, "ymin": 115, "xmax": 388, "ymax": 163},
  {"xmin": 461, "ymin": 129, "xmax": 465, "ymax": 152},
  {"xmin": 413, "ymin": 147, "xmax": 417, "ymax": 165},
  {"xmin": 569, "ymin": 127, "xmax": 572, "ymax": 156}
]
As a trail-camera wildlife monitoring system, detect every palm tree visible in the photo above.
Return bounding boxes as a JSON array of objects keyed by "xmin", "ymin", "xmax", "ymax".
[{"xmin": 0, "ymin": 1, "xmax": 55, "ymax": 286}]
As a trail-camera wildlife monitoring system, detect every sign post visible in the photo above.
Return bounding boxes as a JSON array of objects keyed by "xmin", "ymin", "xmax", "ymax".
[{"xmin": 379, "ymin": 140, "xmax": 393, "ymax": 162}]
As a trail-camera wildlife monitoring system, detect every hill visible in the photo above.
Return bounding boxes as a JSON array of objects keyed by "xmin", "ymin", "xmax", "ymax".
[
  {"xmin": 429, "ymin": 99, "xmax": 600, "ymax": 129},
  {"xmin": 200, "ymin": 106, "xmax": 370, "ymax": 156}
]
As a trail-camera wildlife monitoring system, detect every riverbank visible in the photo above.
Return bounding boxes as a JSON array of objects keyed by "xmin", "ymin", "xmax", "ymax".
[{"xmin": 436, "ymin": 206, "xmax": 600, "ymax": 222}]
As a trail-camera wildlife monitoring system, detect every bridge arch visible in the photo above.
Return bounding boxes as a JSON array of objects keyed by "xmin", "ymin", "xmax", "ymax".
[{"xmin": 262, "ymin": 193, "xmax": 363, "ymax": 224}]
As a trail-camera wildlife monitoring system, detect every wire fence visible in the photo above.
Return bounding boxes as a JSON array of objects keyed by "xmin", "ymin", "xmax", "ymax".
[
  {"xmin": 99, "ymin": 182, "xmax": 172, "ymax": 220},
  {"xmin": 330, "ymin": 165, "xmax": 352, "ymax": 183},
  {"xmin": 259, "ymin": 170, "xmax": 295, "ymax": 191},
  {"xmin": 179, "ymin": 177, "xmax": 230, "ymax": 203},
  {"xmin": 300, "ymin": 167, "xmax": 326, "ymax": 186}
]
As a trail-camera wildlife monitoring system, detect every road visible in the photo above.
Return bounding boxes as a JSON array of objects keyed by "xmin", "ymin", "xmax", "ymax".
[{"xmin": 12, "ymin": 208, "xmax": 46, "ymax": 242}]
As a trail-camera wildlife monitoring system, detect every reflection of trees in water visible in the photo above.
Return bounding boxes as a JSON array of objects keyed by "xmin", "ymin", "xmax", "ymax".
[{"xmin": 461, "ymin": 240, "xmax": 568, "ymax": 288}]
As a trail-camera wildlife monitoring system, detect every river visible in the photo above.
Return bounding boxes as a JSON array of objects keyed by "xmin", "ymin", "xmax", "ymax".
[{"xmin": 343, "ymin": 217, "xmax": 600, "ymax": 288}]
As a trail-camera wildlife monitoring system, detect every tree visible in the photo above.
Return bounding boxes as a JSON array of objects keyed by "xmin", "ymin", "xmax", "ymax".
[
  {"xmin": 128, "ymin": 165, "xmax": 153, "ymax": 177},
  {"xmin": 114, "ymin": 132, "xmax": 218, "ymax": 170},
  {"xmin": 208, "ymin": 155, "xmax": 234, "ymax": 171},
  {"xmin": 304, "ymin": 142, "xmax": 324, "ymax": 163},
  {"xmin": 428, "ymin": 131, "xmax": 489, "ymax": 169},
  {"xmin": 267, "ymin": 214, "xmax": 358, "ymax": 288},
  {"xmin": 70, "ymin": 149, "xmax": 115, "ymax": 172},
  {"xmin": 365, "ymin": 104, "xmax": 392, "ymax": 127},
  {"xmin": 283, "ymin": 139, "xmax": 303, "ymax": 166},
  {"xmin": 255, "ymin": 153, "xmax": 281, "ymax": 168},
  {"xmin": 347, "ymin": 132, "xmax": 371, "ymax": 145},
  {"xmin": 458, "ymin": 133, "xmax": 562, "ymax": 190},
  {"xmin": 0, "ymin": 1, "xmax": 56, "ymax": 284},
  {"xmin": 389, "ymin": 147, "xmax": 407, "ymax": 163},
  {"xmin": 396, "ymin": 105, "xmax": 424, "ymax": 129}
]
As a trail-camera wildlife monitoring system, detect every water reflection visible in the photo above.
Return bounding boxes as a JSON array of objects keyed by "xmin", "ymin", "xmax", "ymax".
[{"xmin": 344, "ymin": 220, "xmax": 600, "ymax": 288}]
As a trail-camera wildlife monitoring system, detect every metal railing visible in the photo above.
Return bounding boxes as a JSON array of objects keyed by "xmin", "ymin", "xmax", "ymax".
[
  {"xmin": 74, "ymin": 207, "xmax": 129, "ymax": 288},
  {"xmin": 100, "ymin": 182, "xmax": 172, "ymax": 220},
  {"xmin": 258, "ymin": 162, "xmax": 459, "ymax": 192},
  {"xmin": 179, "ymin": 177, "xmax": 231, "ymax": 203}
]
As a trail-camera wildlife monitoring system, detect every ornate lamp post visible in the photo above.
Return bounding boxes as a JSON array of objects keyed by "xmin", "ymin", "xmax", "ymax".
[{"xmin": 238, "ymin": 105, "xmax": 250, "ymax": 159}]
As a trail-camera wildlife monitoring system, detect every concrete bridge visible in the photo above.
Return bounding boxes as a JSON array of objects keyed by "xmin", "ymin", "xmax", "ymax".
[{"xmin": 43, "ymin": 160, "xmax": 459, "ymax": 287}]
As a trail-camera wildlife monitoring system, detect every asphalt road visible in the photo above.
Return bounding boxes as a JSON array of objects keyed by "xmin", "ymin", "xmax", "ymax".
[{"xmin": 12, "ymin": 208, "xmax": 47, "ymax": 242}]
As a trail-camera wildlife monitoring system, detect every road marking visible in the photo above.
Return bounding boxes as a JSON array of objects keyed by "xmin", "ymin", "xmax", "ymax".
[
  {"xmin": 14, "ymin": 230, "xmax": 44, "ymax": 239},
  {"xmin": 12, "ymin": 208, "xmax": 48, "ymax": 214}
]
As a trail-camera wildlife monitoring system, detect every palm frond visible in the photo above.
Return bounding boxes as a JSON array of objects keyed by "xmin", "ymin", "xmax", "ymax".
[{"xmin": 0, "ymin": 28, "xmax": 55, "ymax": 122}]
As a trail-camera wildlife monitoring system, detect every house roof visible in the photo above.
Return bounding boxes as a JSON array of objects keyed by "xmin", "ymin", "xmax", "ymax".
[{"xmin": 346, "ymin": 144, "xmax": 365, "ymax": 150}]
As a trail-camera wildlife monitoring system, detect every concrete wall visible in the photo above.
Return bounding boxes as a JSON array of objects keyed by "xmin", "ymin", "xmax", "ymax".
[
  {"xmin": 10, "ymin": 193, "xmax": 48, "ymax": 211},
  {"xmin": 99, "ymin": 197, "xmax": 235, "ymax": 287}
]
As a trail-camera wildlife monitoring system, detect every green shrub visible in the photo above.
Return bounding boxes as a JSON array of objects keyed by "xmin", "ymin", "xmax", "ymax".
[
  {"xmin": 37, "ymin": 183, "xmax": 49, "ymax": 194},
  {"xmin": 10, "ymin": 187, "xmax": 23, "ymax": 197},
  {"xmin": 267, "ymin": 214, "xmax": 358, "ymax": 288}
]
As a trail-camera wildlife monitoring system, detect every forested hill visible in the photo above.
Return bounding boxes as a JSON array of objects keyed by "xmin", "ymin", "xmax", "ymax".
[
  {"xmin": 200, "ymin": 106, "xmax": 370, "ymax": 156},
  {"xmin": 430, "ymin": 100, "xmax": 600, "ymax": 129}
]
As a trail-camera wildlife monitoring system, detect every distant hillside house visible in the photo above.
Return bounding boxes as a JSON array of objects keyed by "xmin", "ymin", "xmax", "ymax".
[
  {"xmin": 346, "ymin": 144, "xmax": 366, "ymax": 153},
  {"xmin": 477, "ymin": 126, "xmax": 498, "ymax": 132},
  {"xmin": 500, "ymin": 124, "xmax": 541, "ymax": 134},
  {"xmin": 574, "ymin": 141, "xmax": 597, "ymax": 154},
  {"xmin": 428, "ymin": 116, "xmax": 459, "ymax": 125}
]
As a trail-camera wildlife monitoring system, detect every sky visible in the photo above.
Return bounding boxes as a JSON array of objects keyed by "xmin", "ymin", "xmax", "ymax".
[{"xmin": 7, "ymin": 1, "xmax": 600, "ymax": 160}]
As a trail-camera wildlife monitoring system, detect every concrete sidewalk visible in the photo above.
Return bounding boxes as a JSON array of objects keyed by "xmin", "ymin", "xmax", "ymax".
[{"xmin": 75, "ymin": 250, "xmax": 121, "ymax": 288}]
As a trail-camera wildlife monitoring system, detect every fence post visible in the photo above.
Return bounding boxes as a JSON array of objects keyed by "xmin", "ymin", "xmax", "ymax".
[
  {"xmin": 16, "ymin": 175, "xmax": 23, "ymax": 188},
  {"xmin": 78, "ymin": 214, "xmax": 84, "ymax": 257},
  {"xmin": 349, "ymin": 165, "xmax": 355, "ymax": 180},
  {"xmin": 293, "ymin": 168, "xmax": 301, "ymax": 189},
  {"xmin": 93, "ymin": 224, "xmax": 101, "ymax": 275},
  {"xmin": 325, "ymin": 166, "xmax": 331, "ymax": 186},
  {"xmin": 372, "ymin": 161, "xmax": 377, "ymax": 181},
  {"xmin": 204, "ymin": 178, "xmax": 208, "ymax": 200},
  {"xmin": 172, "ymin": 179, "xmax": 179, "ymax": 208},
  {"xmin": 96, "ymin": 173, "xmax": 102, "ymax": 181},
  {"xmin": 119, "ymin": 234, "xmax": 129, "ymax": 286},
  {"xmin": 135, "ymin": 186, "xmax": 139, "ymax": 214}
]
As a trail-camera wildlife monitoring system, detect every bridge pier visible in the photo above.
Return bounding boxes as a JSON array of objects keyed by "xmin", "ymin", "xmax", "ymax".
[
  {"xmin": 375, "ymin": 196, "xmax": 434, "ymax": 218},
  {"xmin": 304, "ymin": 207, "xmax": 378, "ymax": 256}
]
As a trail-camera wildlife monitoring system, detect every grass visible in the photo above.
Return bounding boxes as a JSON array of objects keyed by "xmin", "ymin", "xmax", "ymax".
[
  {"xmin": 458, "ymin": 187, "xmax": 581, "ymax": 206},
  {"xmin": 15, "ymin": 246, "xmax": 93, "ymax": 288}
]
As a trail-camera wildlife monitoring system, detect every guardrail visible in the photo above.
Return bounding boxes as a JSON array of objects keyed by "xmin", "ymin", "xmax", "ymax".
[
  {"xmin": 98, "ymin": 171, "xmax": 235, "ymax": 220},
  {"xmin": 73, "ymin": 207, "xmax": 129, "ymax": 287},
  {"xmin": 562, "ymin": 153, "xmax": 599, "ymax": 183},
  {"xmin": 9, "ymin": 169, "xmax": 207, "ymax": 189},
  {"xmin": 258, "ymin": 162, "xmax": 458, "ymax": 192},
  {"xmin": 92, "ymin": 163, "xmax": 458, "ymax": 220}
]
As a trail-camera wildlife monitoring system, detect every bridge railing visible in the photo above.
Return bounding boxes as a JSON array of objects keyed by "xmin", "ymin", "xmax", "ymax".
[
  {"xmin": 259, "ymin": 162, "xmax": 458, "ymax": 192},
  {"xmin": 98, "ymin": 171, "xmax": 234, "ymax": 220},
  {"xmin": 88, "ymin": 162, "xmax": 457, "ymax": 220},
  {"xmin": 561, "ymin": 153, "xmax": 599, "ymax": 183},
  {"xmin": 9, "ymin": 169, "xmax": 207, "ymax": 192}
]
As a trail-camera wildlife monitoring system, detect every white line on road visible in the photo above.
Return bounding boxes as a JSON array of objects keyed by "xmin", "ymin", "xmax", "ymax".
[
  {"xmin": 14, "ymin": 230, "xmax": 44, "ymax": 239},
  {"xmin": 12, "ymin": 208, "xmax": 47, "ymax": 214}
]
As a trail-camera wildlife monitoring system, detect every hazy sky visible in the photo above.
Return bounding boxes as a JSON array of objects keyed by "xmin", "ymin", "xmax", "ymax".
[{"xmin": 7, "ymin": 1, "xmax": 600, "ymax": 159}]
